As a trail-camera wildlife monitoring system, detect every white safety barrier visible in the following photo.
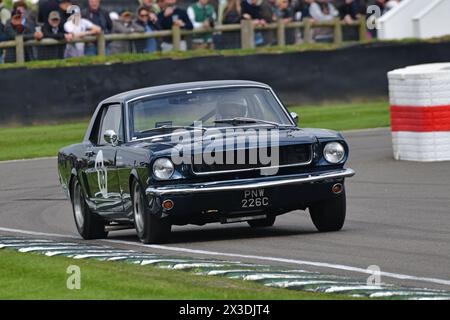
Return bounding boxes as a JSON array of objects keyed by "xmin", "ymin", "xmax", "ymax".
[
  {"xmin": 378, "ymin": 0, "xmax": 450, "ymax": 40},
  {"xmin": 388, "ymin": 63, "xmax": 450, "ymax": 162}
]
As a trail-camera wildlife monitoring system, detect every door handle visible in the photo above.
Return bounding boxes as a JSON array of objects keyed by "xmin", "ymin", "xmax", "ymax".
[{"xmin": 85, "ymin": 150, "xmax": 96, "ymax": 157}]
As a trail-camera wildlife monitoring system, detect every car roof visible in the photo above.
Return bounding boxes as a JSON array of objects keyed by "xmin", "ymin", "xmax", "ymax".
[{"xmin": 101, "ymin": 80, "xmax": 271, "ymax": 104}]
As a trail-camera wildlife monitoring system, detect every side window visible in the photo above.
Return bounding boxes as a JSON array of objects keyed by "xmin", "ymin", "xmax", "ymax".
[{"xmin": 98, "ymin": 105, "xmax": 123, "ymax": 145}]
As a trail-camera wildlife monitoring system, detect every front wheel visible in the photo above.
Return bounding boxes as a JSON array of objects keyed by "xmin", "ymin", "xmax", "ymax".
[
  {"xmin": 309, "ymin": 189, "xmax": 346, "ymax": 232},
  {"xmin": 132, "ymin": 180, "xmax": 171, "ymax": 244},
  {"xmin": 71, "ymin": 177, "xmax": 108, "ymax": 239}
]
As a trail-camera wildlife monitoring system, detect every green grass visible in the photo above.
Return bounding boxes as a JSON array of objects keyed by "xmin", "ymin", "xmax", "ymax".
[
  {"xmin": 291, "ymin": 101, "xmax": 390, "ymax": 131},
  {"xmin": 0, "ymin": 101, "xmax": 389, "ymax": 161},
  {"xmin": 0, "ymin": 249, "xmax": 346, "ymax": 300},
  {"xmin": 0, "ymin": 121, "xmax": 88, "ymax": 161}
]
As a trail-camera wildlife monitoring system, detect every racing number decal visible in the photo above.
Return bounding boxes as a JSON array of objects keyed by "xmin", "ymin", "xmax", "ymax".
[{"xmin": 94, "ymin": 150, "xmax": 108, "ymax": 198}]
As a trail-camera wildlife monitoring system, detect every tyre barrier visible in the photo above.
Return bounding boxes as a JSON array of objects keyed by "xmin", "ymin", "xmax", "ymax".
[{"xmin": 388, "ymin": 63, "xmax": 450, "ymax": 162}]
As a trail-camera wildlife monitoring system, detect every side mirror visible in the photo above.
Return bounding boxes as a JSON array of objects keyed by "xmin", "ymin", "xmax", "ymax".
[
  {"xmin": 290, "ymin": 112, "xmax": 299, "ymax": 125},
  {"xmin": 104, "ymin": 129, "xmax": 118, "ymax": 146}
]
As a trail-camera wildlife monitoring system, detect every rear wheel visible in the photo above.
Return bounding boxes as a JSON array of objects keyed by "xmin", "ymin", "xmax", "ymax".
[
  {"xmin": 247, "ymin": 215, "xmax": 276, "ymax": 228},
  {"xmin": 71, "ymin": 177, "xmax": 108, "ymax": 239},
  {"xmin": 132, "ymin": 180, "xmax": 171, "ymax": 244},
  {"xmin": 309, "ymin": 188, "xmax": 346, "ymax": 232}
]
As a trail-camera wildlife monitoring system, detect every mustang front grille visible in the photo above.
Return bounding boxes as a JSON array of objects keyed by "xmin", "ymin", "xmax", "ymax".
[{"xmin": 191, "ymin": 144, "xmax": 312, "ymax": 175}]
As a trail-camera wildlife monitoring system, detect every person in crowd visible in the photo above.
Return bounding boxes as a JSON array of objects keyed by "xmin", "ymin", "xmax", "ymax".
[
  {"xmin": 309, "ymin": 0, "xmax": 338, "ymax": 42},
  {"xmin": 38, "ymin": 0, "xmax": 72, "ymax": 25},
  {"xmin": 37, "ymin": 10, "xmax": 72, "ymax": 60},
  {"xmin": 150, "ymin": 0, "xmax": 167, "ymax": 14},
  {"xmin": 339, "ymin": 0, "xmax": 359, "ymax": 23},
  {"xmin": 223, "ymin": 0, "xmax": 241, "ymax": 24},
  {"xmin": 274, "ymin": 0, "xmax": 295, "ymax": 44},
  {"xmin": 339, "ymin": 0, "xmax": 360, "ymax": 40},
  {"xmin": 82, "ymin": 0, "xmax": 112, "ymax": 55},
  {"xmin": 134, "ymin": 6, "xmax": 160, "ymax": 53},
  {"xmin": 187, "ymin": 0, "xmax": 216, "ymax": 49},
  {"xmin": 82, "ymin": 0, "xmax": 112, "ymax": 33},
  {"xmin": 0, "ymin": 19, "xmax": 8, "ymax": 63},
  {"xmin": 3, "ymin": 4, "xmax": 42, "ymax": 62},
  {"xmin": 0, "ymin": 0, "xmax": 10, "ymax": 63},
  {"xmin": 241, "ymin": 0, "xmax": 268, "ymax": 46},
  {"xmin": 157, "ymin": 0, "xmax": 193, "ymax": 51},
  {"xmin": 261, "ymin": 0, "xmax": 276, "ymax": 23},
  {"xmin": 64, "ymin": 8, "xmax": 101, "ymax": 57},
  {"xmin": 110, "ymin": 9, "xmax": 144, "ymax": 55},
  {"xmin": 292, "ymin": 0, "xmax": 314, "ymax": 20},
  {"xmin": 242, "ymin": 0, "xmax": 267, "ymax": 25},
  {"xmin": 140, "ymin": 0, "xmax": 161, "ymax": 14},
  {"xmin": 0, "ymin": 0, "xmax": 11, "ymax": 25},
  {"xmin": 219, "ymin": 0, "xmax": 241, "ymax": 49}
]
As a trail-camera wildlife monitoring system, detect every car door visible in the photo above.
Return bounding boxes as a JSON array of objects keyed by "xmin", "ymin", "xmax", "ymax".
[{"xmin": 85, "ymin": 104, "xmax": 125, "ymax": 213}]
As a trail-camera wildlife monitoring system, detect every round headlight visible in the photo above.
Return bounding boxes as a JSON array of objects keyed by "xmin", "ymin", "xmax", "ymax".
[
  {"xmin": 153, "ymin": 158, "xmax": 174, "ymax": 180},
  {"xmin": 323, "ymin": 142, "xmax": 345, "ymax": 164}
]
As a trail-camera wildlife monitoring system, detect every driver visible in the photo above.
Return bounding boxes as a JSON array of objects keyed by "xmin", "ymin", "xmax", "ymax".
[{"xmin": 215, "ymin": 97, "xmax": 249, "ymax": 120}]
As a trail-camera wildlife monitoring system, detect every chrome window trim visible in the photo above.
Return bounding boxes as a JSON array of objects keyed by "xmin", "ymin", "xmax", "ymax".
[
  {"xmin": 124, "ymin": 84, "xmax": 296, "ymax": 143},
  {"xmin": 190, "ymin": 145, "xmax": 314, "ymax": 176}
]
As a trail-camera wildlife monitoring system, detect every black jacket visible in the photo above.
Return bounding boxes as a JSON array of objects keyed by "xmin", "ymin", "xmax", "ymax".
[
  {"xmin": 0, "ymin": 22, "xmax": 8, "ymax": 42},
  {"xmin": 38, "ymin": 22, "xmax": 66, "ymax": 60},
  {"xmin": 241, "ymin": 1, "xmax": 262, "ymax": 20},
  {"xmin": 82, "ymin": 7, "xmax": 113, "ymax": 33},
  {"xmin": 157, "ymin": 8, "xmax": 193, "ymax": 30}
]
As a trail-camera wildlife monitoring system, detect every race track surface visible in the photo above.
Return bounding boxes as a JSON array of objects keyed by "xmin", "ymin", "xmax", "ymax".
[{"xmin": 1, "ymin": 128, "xmax": 449, "ymax": 290}]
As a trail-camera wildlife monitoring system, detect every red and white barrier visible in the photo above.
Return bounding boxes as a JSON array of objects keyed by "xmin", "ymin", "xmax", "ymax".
[{"xmin": 388, "ymin": 63, "xmax": 450, "ymax": 161}]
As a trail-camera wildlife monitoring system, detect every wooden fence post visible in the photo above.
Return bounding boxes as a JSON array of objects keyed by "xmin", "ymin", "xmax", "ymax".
[
  {"xmin": 240, "ymin": 20, "xmax": 254, "ymax": 49},
  {"xmin": 15, "ymin": 35, "xmax": 25, "ymax": 64},
  {"xmin": 304, "ymin": 19, "xmax": 312, "ymax": 44},
  {"xmin": 97, "ymin": 32, "xmax": 106, "ymax": 56},
  {"xmin": 333, "ymin": 18, "xmax": 343, "ymax": 45},
  {"xmin": 277, "ymin": 20, "xmax": 286, "ymax": 46},
  {"xmin": 172, "ymin": 25, "xmax": 181, "ymax": 51},
  {"xmin": 359, "ymin": 15, "xmax": 368, "ymax": 42}
]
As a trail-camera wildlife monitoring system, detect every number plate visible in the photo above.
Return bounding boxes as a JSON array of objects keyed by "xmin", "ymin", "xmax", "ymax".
[{"xmin": 241, "ymin": 189, "xmax": 270, "ymax": 209}]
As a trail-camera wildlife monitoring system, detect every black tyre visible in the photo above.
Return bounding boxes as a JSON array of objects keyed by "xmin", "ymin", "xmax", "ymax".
[
  {"xmin": 132, "ymin": 180, "xmax": 171, "ymax": 244},
  {"xmin": 309, "ymin": 188, "xmax": 346, "ymax": 232},
  {"xmin": 71, "ymin": 177, "xmax": 108, "ymax": 239},
  {"xmin": 247, "ymin": 215, "xmax": 276, "ymax": 228}
]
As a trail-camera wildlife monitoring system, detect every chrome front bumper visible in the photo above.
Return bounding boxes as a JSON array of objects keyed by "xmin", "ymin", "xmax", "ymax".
[{"xmin": 146, "ymin": 168, "xmax": 355, "ymax": 197}]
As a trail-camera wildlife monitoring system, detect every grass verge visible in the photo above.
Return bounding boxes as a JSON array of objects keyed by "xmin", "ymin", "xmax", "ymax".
[
  {"xmin": 0, "ymin": 101, "xmax": 389, "ymax": 161},
  {"xmin": 0, "ymin": 249, "xmax": 346, "ymax": 300}
]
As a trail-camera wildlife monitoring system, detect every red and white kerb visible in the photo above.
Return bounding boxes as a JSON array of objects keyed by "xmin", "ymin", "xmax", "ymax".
[{"xmin": 388, "ymin": 63, "xmax": 450, "ymax": 162}]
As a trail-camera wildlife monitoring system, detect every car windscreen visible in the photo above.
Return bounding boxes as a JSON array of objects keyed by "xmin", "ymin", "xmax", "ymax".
[{"xmin": 128, "ymin": 87, "xmax": 292, "ymax": 140}]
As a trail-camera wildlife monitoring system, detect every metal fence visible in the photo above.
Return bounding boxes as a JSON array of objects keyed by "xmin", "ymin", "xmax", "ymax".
[{"xmin": 0, "ymin": 17, "xmax": 367, "ymax": 64}]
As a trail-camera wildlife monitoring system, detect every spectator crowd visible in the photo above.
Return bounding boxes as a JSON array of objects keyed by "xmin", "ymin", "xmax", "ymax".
[{"xmin": 0, "ymin": 0, "xmax": 403, "ymax": 63}]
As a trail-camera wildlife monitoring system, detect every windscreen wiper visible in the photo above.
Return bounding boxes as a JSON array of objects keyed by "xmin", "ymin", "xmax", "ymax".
[
  {"xmin": 214, "ymin": 117, "xmax": 288, "ymax": 127},
  {"xmin": 139, "ymin": 125, "xmax": 207, "ymax": 134}
]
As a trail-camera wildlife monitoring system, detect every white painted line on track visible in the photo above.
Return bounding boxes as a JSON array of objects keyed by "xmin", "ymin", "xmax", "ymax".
[
  {"xmin": 0, "ymin": 227, "xmax": 79, "ymax": 239},
  {"xmin": 0, "ymin": 156, "xmax": 57, "ymax": 164},
  {"xmin": 1, "ymin": 226, "xmax": 449, "ymax": 288}
]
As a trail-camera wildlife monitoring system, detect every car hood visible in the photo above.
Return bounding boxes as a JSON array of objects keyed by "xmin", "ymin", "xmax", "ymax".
[{"xmin": 129, "ymin": 127, "xmax": 326, "ymax": 155}]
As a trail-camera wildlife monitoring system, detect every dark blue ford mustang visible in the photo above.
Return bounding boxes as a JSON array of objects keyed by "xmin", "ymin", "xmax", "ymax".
[{"xmin": 58, "ymin": 80, "xmax": 355, "ymax": 243}]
